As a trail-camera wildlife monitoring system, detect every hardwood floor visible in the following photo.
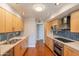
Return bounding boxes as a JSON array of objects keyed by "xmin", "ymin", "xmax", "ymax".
[{"xmin": 24, "ymin": 40, "xmax": 54, "ymax": 56}]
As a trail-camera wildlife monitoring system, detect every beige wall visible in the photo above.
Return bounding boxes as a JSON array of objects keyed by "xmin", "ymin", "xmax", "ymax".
[{"xmin": 23, "ymin": 18, "xmax": 37, "ymax": 47}]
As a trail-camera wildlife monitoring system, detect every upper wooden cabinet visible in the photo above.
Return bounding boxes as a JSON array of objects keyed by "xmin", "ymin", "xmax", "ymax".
[
  {"xmin": 45, "ymin": 19, "xmax": 61, "ymax": 34},
  {"xmin": 5, "ymin": 9, "xmax": 13, "ymax": 32},
  {"xmin": 0, "ymin": 8, "xmax": 6, "ymax": 33},
  {"xmin": 0, "ymin": 7, "xmax": 23, "ymax": 33},
  {"xmin": 71, "ymin": 10, "xmax": 79, "ymax": 32},
  {"xmin": 44, "ymin": 22, "xmax": 51, "ymax": 35},
  {"xmin": 50, "ymin": 19, "xmax": 61, "ymax": 31},
  {"xmin": 13, "ymin": 16, "xmax": 23, "ymax": 31}
]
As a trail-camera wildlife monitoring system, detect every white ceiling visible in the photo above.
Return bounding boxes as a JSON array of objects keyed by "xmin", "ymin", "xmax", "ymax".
[
  {"xmin": 8, "ymin": 3, "xmax": 79, "ymax": 22},
  {"xmin": 8, "ymin": 3, "xmax": 66, "ymax": 20}
]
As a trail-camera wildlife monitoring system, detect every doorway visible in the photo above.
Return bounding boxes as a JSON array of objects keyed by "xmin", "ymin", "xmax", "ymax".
[{"xmin": 37, "ymin": 24, "xmax": 44, "ymax": 42}]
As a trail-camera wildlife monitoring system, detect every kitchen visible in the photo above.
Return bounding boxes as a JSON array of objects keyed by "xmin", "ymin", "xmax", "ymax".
[{"xmin": 0, "ymin": 3, "xmax": 79, "ymax": 56}]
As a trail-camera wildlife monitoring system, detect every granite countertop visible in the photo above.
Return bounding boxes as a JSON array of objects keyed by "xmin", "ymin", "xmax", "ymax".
[
  {"xmin": 65, "ymin": 41, "xmax": 79, "ymax": 52},
  {"xmin": 0, "ymin": 36, "xmax": 27, "ymax": 56},
  {"xmin": 0, "ymin": 40, "xmax": 6, "ymax": 45},
  {"xmin": 47, "ymin": 32, "xmax": 79, "ymax": 52},
  {"xmin": 0, "ymin": 44, "xmax": 13, "ymax": 56}
]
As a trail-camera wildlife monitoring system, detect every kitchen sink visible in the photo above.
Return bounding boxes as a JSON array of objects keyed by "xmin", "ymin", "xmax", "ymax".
[
  {"xmin": 3, "ymin": 39, "xmax": 20, "ymax": 44},
  {"xmin": 55, "ymin": 37, "xmax": 74, "ymax": 43}
]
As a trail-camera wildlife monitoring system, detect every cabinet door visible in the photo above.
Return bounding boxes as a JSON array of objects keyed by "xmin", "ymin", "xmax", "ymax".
[
  {"xmin": 14, "ymin": 43, "xmax": 21, "ymax": 56},
  {"xmin": 45, "ymin": 36, "xmax": 53, "ymax": 52},
  {"xmin": 14, "ymin": 38, "xmax": 28, "ymax": 56},
  {"xmin": 71, "ymin": 11, "xmax": 79, "ymax": 32},
  {"xmin": 45, "ymin": 37, "xmax": 49, "ymax": 47},
  {"xmin": 21, "ymin": 39, "xmax": 27, "ymax": 55},
  {"xmin": 16, "ymin": 17, "xmax": 23, "ymax": 31},
  {"xmin": 12, "ymin": 15, "xmax": 23, "ymax": 31},
  {"xmin": 5, "ymin": 10, "xmax": 13, "ymax": 32},
  {"xmin": 48, "ymin": 37, "xmax": 53, "ymax": 52},
  {"xmin": 0, "ymin": 8, "xmax": 5, "ymax": 33},
  {"xmin": 12, "ymin": 15, "xmax": 18, "ymax": 31},
  {"xmin": 20, "ymin": 18, "xmax": 23, "ymax": 31}
]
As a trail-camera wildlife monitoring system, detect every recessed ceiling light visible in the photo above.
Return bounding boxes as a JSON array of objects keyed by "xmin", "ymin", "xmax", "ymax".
[
  {"xmin": 35, "ymin": 7, "xmax": 43, "ymax": 12},
  {"xmin": 33, "ymin": 4, "xmax": 45, "ymax": 12}
]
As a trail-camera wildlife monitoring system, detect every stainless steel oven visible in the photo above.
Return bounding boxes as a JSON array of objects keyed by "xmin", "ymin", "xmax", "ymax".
[{"xmin": 54, "ymin": 40, "xmax": 64, "ymax": 56}]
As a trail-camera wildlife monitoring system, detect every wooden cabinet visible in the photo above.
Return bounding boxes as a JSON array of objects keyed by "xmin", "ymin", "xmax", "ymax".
[
  {"xmin": 45, "ymin": 36, "xmax": 53, "ymax": 52},
  {"xmin": 17, "ymin": 18, "xmax": 23, "ymax": 31},
  {"xmin": 5, "ymin": 10, "xmax": 13, "ymax": 32},
  {"xmin": 44, "ymin": 19, "xmax": 60, "ymax": 52},
  {"xmin": 45, "ymin": 37, "xmax": 49, "ymax": 47},
  {"xmin": 45, "ymin": 19, "xmax": 61, "ymax": 35},
  {"xmin": 0, "ymin": 8, "xmax": 5, "ymax": 33},
  {"xmin": 21, "ymin": 38, "xmax": 28, "ymax": 55},
  {"xmin": 50, "ymin": 19, "xmax": 61, "ymax": 31},
  {"xmin": 12, "ymin": 15, "xmax": 23, "ymax": 32},
  {"xmin": 71, "ymin": 10, "xmax": 79, "ymax": 32},
  {"xmin": 12, "ymin": 15, "xmax": 18, "ymax": 31},
  {"xmin": 14, "ymin": 42, "xmax": 21, "ymax": 56},
  {"xmin": 64, "ymin": 45, "xmax": 79, "ymax": 56},
  {"xmin": 14, "ymin": 38, "xmax": 28, "ymax": 56},
  {"xmin": 0, "ymin": 7, "xmax": 23, "ymax": 33}
]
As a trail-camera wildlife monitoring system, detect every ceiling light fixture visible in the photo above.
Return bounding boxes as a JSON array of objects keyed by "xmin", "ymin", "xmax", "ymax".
[{"xmin": 33, "ymin": 4, "xmax": 45, "ymax": 12}]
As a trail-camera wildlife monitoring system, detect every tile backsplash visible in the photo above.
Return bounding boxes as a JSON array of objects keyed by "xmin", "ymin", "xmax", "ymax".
[
  {"xmin": 0, "ymin": 33, "xmax": 7, "ymax": 41},
  {"xmin": 0, "ymin": 32, "xmax": 21, "ymax": 41},
  {"xmin": 53, "ymin": 29, "xmax": 79, "ymax": 40}
]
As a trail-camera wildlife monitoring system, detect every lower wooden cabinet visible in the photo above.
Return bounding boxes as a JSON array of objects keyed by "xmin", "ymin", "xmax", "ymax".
[
  {"xmin": 14, "ymin": 38, "xmax": 28, "ymax": 56},
  {"xmin": 64, "ymin": 45, "xmax": 79, "ymax": 56},
  {"xmin": 20, "ymin": 38, "xmax": 28, "ymax": 55},
  {"xmin": 70, "ymin": 10, "xmax": 79, "ymax": 32},
  {"xmin": 45, "ymin": 36, "xmax": 54, "ymax": 52},
  {"xmin": 14, "ymin": 42, "xmax": 22, "ymax": 56}
]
